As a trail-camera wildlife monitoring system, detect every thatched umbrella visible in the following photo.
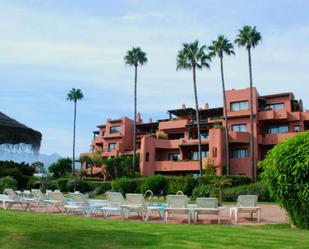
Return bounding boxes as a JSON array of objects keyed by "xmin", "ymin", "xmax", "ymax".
[{"xmin": 0, "ymin": 112, "xmax": 42, "ymax": 152}]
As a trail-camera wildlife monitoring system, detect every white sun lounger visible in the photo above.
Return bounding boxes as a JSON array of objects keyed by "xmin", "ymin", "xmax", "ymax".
[
  {"xmin": 230, "ymin": 195, "xmax": 261, "ymax": 222},
  {"xmin": 193, "ymin": 198, "xmax": 221, "ymax": 224},
  {"xmin": 101, "ymin": 192, "xmax": 125, "ymax": 218},
  {"xmin": 2, "ymin": 189, "xmax": 32, "ymax": 211},
  {"xmin": 164, "ymin": 195, "xmax": 191, "ymax": 224}
]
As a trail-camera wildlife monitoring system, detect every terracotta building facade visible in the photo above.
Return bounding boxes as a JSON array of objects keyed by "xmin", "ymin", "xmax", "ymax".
[{"xmin": 81, "ymin": 87, "xmax": 309, "ymax": 178}]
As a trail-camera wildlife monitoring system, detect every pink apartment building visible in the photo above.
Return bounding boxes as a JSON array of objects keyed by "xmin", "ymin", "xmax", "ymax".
[{"xmin": 81, "ymin": 87, "xmax": 309, "ymax": 178}]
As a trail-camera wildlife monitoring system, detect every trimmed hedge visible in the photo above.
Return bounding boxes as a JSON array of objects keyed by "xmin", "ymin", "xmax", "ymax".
[
  {"xmin": 142, "ymin": 175, "xmax": 167, "ymax": 195},
  {"xmin": 112, "ymin": 177, "xmax": 141, "ymax": 194},
  {"xmin": 198, "ymin": 175, "xmax": 251, "ymax": 186},
  {"xmin": 223, "ymin": 182, "xmax": 271, "ymax": 202}
]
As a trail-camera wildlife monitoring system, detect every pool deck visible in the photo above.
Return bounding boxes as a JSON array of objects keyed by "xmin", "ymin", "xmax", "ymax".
[{"xmin": 0, "ymin": 203, "xmax": 288, "ymax": 225}]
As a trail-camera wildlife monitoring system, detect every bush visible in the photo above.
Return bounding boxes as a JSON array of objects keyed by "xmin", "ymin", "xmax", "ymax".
[
  {"xmin": 167, "ymin": 176, "xmax": 198, "ymax": 196},
  {"xmin": 198, "ymin": 175, "xmax": 251, "ymax": 186},
  {"xmin": 112, "ymin": 177, "xmax": 141, "ymax": 194},
  {"xmin": 223, "ymin": 182, "xmax": 271, "ymax": 202},
  {"xmin": 142, "ymin": 175, "xmax": 167, "ymax": 196},
  {"xmin": 57, "ymin": 178, "xmax": 69, "ymax": 192},
  {"xmin": 0, "ymin": 176, "xmax": 17, "ymax": 192},
  {"xmin": 93, "ymin": 181, "xmax": 112, "ymax": 195},
  {"xmin": 192, "ymin": 184, "xmax": 213, "ymax": 199},
  {"xmin": 259, "ymin": 132, "xmax": 309, "ymax": 229}
]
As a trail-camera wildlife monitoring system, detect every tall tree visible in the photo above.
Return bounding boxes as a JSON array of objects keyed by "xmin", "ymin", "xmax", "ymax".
[
  {"xmin": 235, "ymin": 26, "xmax": 262, "ymax": 181},
  {"xmin": 67, "ymin": 88, "xmax": 84, "ymax": 175},
  {"xmin": 176, "ymin": 40, "xmax": 211, "ymax": 176},
  {"xmin": 208, "ymin": 35, "xmax": 235, "ymax": 175},
  {"xmin": 124, "ymin": 47, "xmax": 147, "ymax": 172}
]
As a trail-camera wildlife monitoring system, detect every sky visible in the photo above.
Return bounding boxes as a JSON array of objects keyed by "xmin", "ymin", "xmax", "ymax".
[{"xmin": 0, "ymin": 0, "xmax": 308, "ymax": 157}]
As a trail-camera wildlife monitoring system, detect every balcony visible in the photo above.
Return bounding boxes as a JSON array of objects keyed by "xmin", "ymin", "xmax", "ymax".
[
  {"xmin": 158, "ymin": 119, "xmax": 189, "ymax": 130},
  {"xmin": 103, "ymin": 132, "xmax": 124, "ymax": 139},
  {"xmin": 229, "ymin": 131, "xmax": 250, "ymax": 143},
  {"xmin": 258, "ymin": 132, "xmax": 296, "ymax": 145},
  {"xmin": 258, "ymin": 109, "xmax": 288, "ymax": 121},
  {"xmin": 153, "ymin": 158, "xmax": 208, "ymax": 172}
]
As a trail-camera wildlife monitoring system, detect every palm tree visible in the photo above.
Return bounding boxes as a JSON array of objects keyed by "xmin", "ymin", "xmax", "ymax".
[
  {"xmin": 235, "ymin": 26, "xmax": 262, "ymax": 181},
  {"xmin": 67, "ymin": 88, "xmax": 84, "ymax": 175},
  {"xmin": 208, "ymin": 35, "xmax": 235, "ymax": 175},
  {"xmin": 211, "ymin": 177, "xmax": 232, "ymax": 206},
  {"xmin": 124, "ymin": 47, "xmax": 147, "ymax": 172},
  {"xmin": 176, "ymin": 40, "xmax": 211, "ymax": 176}
]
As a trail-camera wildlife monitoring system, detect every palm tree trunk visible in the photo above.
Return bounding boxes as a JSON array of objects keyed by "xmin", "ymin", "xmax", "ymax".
[
  {"xmin": 72, "ymin": 100, "xmax": 77, "ymax": 176},
  {"xmin": 248, "ymin": 48, "xmax": 255, "ymax": 181},
  {"xmin": 192, "ymin": 65, "xmax": 203, "ymax": 176},
  {"xmin": 220, "ymin": 56, "xmax": 230, "ymax": 175},
  {"xmin": 90, "ymin": 164, "xmax": 93, "ymax": 177},
  {"xmin": 132, "ymin": 65, "xmax": 137, "ymax": 172}
]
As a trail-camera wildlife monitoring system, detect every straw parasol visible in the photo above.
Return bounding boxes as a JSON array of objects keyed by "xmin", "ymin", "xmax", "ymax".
[{"xmin": 0, "ymin": 112, "xmax": 42, "ymax": 152}]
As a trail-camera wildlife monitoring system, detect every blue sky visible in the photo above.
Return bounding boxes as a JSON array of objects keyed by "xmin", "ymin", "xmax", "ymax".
[{"xmin": 0, "ymin": 0, "xmax": 308, "ymax": 157}]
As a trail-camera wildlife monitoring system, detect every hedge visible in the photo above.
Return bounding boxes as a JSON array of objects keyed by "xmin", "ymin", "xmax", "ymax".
[{"xmin": 223, "ymin": 182, "xmax": 271, "ymax": 202}]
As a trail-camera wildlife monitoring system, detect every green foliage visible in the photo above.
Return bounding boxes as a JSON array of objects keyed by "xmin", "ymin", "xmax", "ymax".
[
  {"xmin": 192, "ymin": 184, "xmax": 213, "ymax": 199},
  {"xmin": 223, "ymin": 182, "xmax": 271, "ymax": 202},
  {"xmin": 49, "ymin": 158, "xmax": 72, "ymax": 178},
  {"xmin": 198, "ymin": 175, "xmax": 251, "ymax": 186},
  {"xmin": 0, "ymin": 161, "xmax": 35, "ymax": 189},
  {"xmin": 259, "ymin": 132, "xmax": 309, "ymax": 229},
  {"xmin": 104, "ymin": 155, "xmax": 139, "ymax": 180},
  {"xmin": 0, "ymin": 176, "xmax": 17, "ymax": 192},
  {"xmin": 57, "ymin": 178, "xmax": 70, "ymax": 192},
  {"xmin": 204, "ymin": 160, "xmax": 216, "ymax": 176},
  {"xmin": 167, "ymin": 176, "xmax": 198, "ymax": 196},
  {"xmin": 112, "ymin": 177, "xmax": 141, "ymax": 194},
  {"xmin": 31, "ymin": 161, "xmax": 45, "ymax": 173},
  {"xmin": 93, "ymin": 182, "xmax": 112, "ymax": 195},
  {"xmin": 142, "ymin": 175, "xmax": 167, "ymax": 196}
]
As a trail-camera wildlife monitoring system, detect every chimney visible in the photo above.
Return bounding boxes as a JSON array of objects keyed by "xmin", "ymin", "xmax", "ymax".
[
  {"xmin": 148, "ymin": 118, "xmax": 153, "ymax": 123},
  {"xmin": 299, "ymin": 99, "xmax": 303, "ymax": 112},
  {"xmin": 136, "ymin": 112, "xmax": 142, "ymax": 123},
  {"xmin": 182, "ymin": 104, "xmax": 186, "ymax": 109},
  {"xmin": 204, "ymin": 102, "xmax": 209, "ymax": 110}
]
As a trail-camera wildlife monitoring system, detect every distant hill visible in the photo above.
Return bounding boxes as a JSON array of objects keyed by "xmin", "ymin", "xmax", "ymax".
[{"xmin": 0, "ymin": 151, "xmax": 62, "ymax": 168}]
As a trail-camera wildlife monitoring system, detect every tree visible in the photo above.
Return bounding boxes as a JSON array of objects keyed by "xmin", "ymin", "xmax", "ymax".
[
  {"xmin": 176, "ymin": 40, "xmax": 211, "ymax": 176},
  {"xmin": 48, "ymin": 158, "xmax": 72, "ymax": 178},
  {"xmin": 208, "ymin": 35, "xmax": 235, "ymax": 175},
  {"xmin": 235, "ymin": 26, "xmax": 262, "ymax": 181},
  {"xmin": 259, "ymin": 132, "xmax": 309, "ymax": 229},
  {"xmin": 124, "ymin": 47, "xmax": 147, "ymax": 172},
  {"xmin": 80, "ymin": 155, "xmax": 93, "ymax": 177},
  {"xmin": 211, "ymin": 177, "xmax": 232, "ymax": 206},
  {"xmin": 31, "ymin": 161, "xmax": 45, "ymax": 173},
  {"xmin": 67, "ymin": 88, "xmax": 84, "ymax": 175},
  {"xmin": 80, "ymin": 150, "xmax": 104, "ymax": 177}
]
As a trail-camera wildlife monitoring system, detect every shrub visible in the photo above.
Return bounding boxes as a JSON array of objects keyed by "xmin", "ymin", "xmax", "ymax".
[
  {"xmin": 57, "ymin": 178, "xmax": 70, "ymax": 192},
  {"xmin": 167, "ymin": 176, "xmax": 197, "ymax": 196},
  {"xmin": 0, "ymin": 176, "xmax": 17, "ymax": 192},
  {"xmin": 192, "ymin": 184, "xmax": 213, "ymax": 199},
  {"xmin": 259, "ymin": 132, "xmax": 309, "ymax": 229},
  {"xmin": 223, "ymin": 182, "xmax": 271, "ymax": 202},
  {"xmin": 198, "ymin": 175, "xmax": 250, "ymax": 186},
  {"xmin": 142, "ymin": 175, "xmax": 167, "ymax": 195},
  {"xmin": 112, "ymin": 177, "xmax": 140, "ymax": 194},
  {"xmin": 93, "ymin": 181, "xmax": 112, "ymax": 195}
]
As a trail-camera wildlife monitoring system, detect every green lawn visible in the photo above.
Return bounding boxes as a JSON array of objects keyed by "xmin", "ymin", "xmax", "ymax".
[{"xmin": 0, "ymin": 210, "xmax": 308, "ymax": 249}]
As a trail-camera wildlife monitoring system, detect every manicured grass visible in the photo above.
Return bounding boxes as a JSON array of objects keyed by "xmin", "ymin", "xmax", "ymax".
[{"xmin": 0, "ymin": 210, "xmax": 308, "ymax": 249}]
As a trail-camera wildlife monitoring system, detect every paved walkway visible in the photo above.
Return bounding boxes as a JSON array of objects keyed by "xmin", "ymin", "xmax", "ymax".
[{"xmin": 0, "ymin": 203, "xmax": 288, "ymax": 225}]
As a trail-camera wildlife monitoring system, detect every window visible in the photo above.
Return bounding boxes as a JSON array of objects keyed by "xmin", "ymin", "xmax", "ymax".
[
  {"xmin": 145, "ymin": 152, "xmax": 150, "ymax": 162},
  {"xmin": 232, "ymin": 124, "xmax": 247, "ymax": 132},
  {"xmin": 110, "ymin": 126, "xmax": 121, "ymax": 134},
  {"xmin": 231, "ymin": 149, "xmax": 248, "ymax": 158},
  {"xmin": 190, "ymin": 151, "xmax": 208, "ymax": 160},
  {"xmin": 168, "ymin": 153, "xmax": 180, "ymax": 161},
  {"xmin": 108, "ymin": 143, "xmax": 116, "ymax": 152},
  {"xmin": 265, "ymin": 103, "xmax": 284, "ymax": 110},
  {"xmin": 200, "ymin": 131, "xmax": 209, "ymax": 139},
  {"xmin": 168, "ymin": 133, "xmax": 184, "ymax": 140},
  {"xmin": 268, "ymin": 124, "xmax": 288, "ymax": 134},
  {"xmin": 294, "ymin": 125, "xmax": 301, "ymax": 132},
  {"xmin": 230, "ymin": 101, "xmax": 248, "ymax": 111}
]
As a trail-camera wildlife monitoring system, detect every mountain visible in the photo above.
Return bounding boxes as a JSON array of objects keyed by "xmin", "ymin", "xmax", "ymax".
[{"xmin": 0, "ymin": 151, "xmax": 62, "ymax": 168}]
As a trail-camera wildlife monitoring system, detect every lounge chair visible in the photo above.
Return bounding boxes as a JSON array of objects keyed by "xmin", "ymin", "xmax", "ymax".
[
  {"xmin": 229, "ymin": 195, "xmax": 261, "ymax": 222},
  {"xmin": 193, "ymin": 198, "xmax": 221, "ymax": 224},
  {"xmin": 2, "ymin": 189, "xmax": 32, "ymax": 211},
  {"xmin": 101, "ymin": 192, "xmax": 125, "ymax": 218},
  {"xmin": 47, "ymin": 191, "xmax": 66, "ymax": 212},
  {"xmin": 122, "ymin": 193, "xmax": 144, "ymax": 220},
  {"xmin": 65, "ymin": 193, "xmax": 108, "ymax": 217},
  {"xmin": 31, "ymin": 189, "xmax": 49, "ymax": 212},
  {"xmin": 164, "ymin": 195, "xmax": 191, "ymax": 224}
]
